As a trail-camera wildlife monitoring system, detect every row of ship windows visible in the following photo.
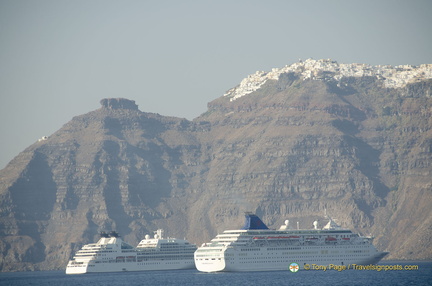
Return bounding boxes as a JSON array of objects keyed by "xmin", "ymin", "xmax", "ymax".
[
  {"xmin": 196, "ymin": 249, "xmax": 223, "ymax": 253},
  {"xmin": 236, "ymin": 254, "xmax": 371, "ymax": 261},
  {"xmin": 267, "ymin": 245, "xmax": 368, "ymax": 249},
  {"xmin": 195, "ymin": 254, "xmax": 222, "ymax": 258},
  {"xmin": 197, "ymin": 248, "xmax": 370, "ymax": 257},
  {"xmin": 247, "ymin": 231, "xmax": 352, "ymax": 235},
  {"xmin": 159, "ymin": 245, "xmax": 192, "ymax": 249},
  {"xmin": 77, "ymin": 251, "xmax": 115, "ymax": 254},
  {"xmin": 240, "ymin": 250, "xmax": 370, "ymax": 256},
  {"xmin": 76, "ymin": 254, "xmax": 195, "ymax": 260},
  {"xmin": 77, "ymin": 250, "xmax": 194, "ymax": 257},
  {"xmin": 81, "ymin": 246, "xmax": 192, "ymax": 253},
  {"xmin": 346, "ymin": 250, "xmax": 370, "ymax": 253},
  {"xmin": 234, "ymin": 259, "xmax": 337, "ymax": 264},
  {"xmin": 137, "ymin": 261, "xmax": 185, "ymax": 265},
  {"xmin": 239, "ymin": 253, "xmax": 368, "ymax": 260},
  {"xmin": 198, "ymin": 251, "xmax": 369, "ymax": 258},
  {"xmin": 240, "ymin": 251, "xmax": 318, "ymax": 256},
  {"xmin": 240, "ymin": 248, "xmax": 260, "ymax": 252},
  {"xmin": 222, "ymin": 256, "xmax": 369, "ymax": 264},
  {"xmin": 221, "ymin": 231, "xmax": 353, "ymax": 236},
  {"xmin": 240, "ymin": 245, "xmax": 368, "ymax": 251},
  {"xmin": 95, "ymin": 256, "xmax": 194, "ymax": 263},
  {"xmin": 196, "ymin": 254, "xmax": 369, "ymax": 263},
  {"xmin": 154, "ymin": 250, "xmax": 197, "ymax": 253},
  {"xmin": 267, "ymin": 247, "xmax": 301, "ymax": 251},
  {"xmin": 137, "ymin": 245, "xmax": 191, "ymax": 249}
]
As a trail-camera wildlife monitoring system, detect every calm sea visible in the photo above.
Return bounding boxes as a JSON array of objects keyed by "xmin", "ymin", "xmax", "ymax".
[{"xmin": 0, "ymin": 261, "xmax": 431, "ymax": 286}]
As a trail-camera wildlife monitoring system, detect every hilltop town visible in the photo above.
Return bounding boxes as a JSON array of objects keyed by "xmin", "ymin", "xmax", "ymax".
[{"xmin": 225, "ymin": 59, "xmax": 432, "ymax": 101}]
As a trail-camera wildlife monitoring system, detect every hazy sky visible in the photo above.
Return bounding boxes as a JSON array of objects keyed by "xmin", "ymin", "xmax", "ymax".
[{"xmin": 1, "ymin": 0, "xmax": 431, "ymax": 169}]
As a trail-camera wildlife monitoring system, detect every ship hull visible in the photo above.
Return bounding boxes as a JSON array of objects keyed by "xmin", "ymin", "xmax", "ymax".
[
  {"xmin": 195, "ymin": 245, "xmax": 389, "ymax": 273},
  {"xmin": 66, "ymin": 260, "xmax": 195, "ymax": 274},
  {"xmin": 195, "ymin": 213, "xmax": 389, "ymax": 273}
]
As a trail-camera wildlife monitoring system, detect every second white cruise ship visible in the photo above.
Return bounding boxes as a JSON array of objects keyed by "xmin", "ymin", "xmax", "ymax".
[
  {"xmin": 194, "ymin": 213, "xmax": 388, "ymax": 272},
  {"xmin": 66, "ymin": 229, "xmax": 197, "ymax": 274}
]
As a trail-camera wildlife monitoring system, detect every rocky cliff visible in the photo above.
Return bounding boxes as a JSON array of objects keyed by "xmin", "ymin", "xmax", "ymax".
[{"xmin": 1, "ymin": 60, "xmax": 431, "ymax": 271}]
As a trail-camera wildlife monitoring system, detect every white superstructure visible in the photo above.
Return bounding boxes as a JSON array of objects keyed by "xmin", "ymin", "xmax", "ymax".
[
  {"xmin": 66, "ymin": 230, "xmax": 196, "ymax": 274},
  {"xmin": 194, "ymin": 213, "xmax": 388, "ymax": 272}
]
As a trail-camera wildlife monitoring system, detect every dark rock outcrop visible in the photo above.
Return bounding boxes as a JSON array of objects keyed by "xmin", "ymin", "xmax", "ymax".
[{"xmin": 100, "ymin": 98, "xmax": 139, "ymax": 110}]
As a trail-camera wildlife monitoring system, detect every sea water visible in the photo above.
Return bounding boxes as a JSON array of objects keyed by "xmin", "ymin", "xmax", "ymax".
[{"xmin": 0, "ymin": 261, "xmax": 430, "ymax": 286}]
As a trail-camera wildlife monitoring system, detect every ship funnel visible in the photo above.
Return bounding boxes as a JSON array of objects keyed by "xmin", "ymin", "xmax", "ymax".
[
  {"xmin": 242, "ymin": 213, "xmax": 269, "ymax": 230},
  {"xmin": 154, "ymin": 229, "xmax": 164, "ymax": 239}
]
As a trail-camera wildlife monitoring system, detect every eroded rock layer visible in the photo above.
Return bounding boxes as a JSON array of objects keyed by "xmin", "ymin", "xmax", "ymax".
[{"xmin": 1, "ymin": 61, "xmax": 431, "ymax": 271}]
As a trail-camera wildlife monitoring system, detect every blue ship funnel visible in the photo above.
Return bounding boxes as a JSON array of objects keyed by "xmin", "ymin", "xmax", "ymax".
[{"xmin": 242, "ymin": 213, "xmax": 269, "ymax": 230}]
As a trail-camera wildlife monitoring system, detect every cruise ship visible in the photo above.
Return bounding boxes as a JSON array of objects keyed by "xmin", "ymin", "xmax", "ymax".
[
  {"xmin": 194, "ymin": 213, "xmax": 388, "ymax": 272},
  {"xmin": 66, "ymin": 230, "xmax": 197, "ymax": 274}
]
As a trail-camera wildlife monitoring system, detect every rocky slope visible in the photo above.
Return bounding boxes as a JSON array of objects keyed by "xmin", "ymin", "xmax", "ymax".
[{"xmin": 0, "ymin": 60, "xmax": 431, "ymax": 271}]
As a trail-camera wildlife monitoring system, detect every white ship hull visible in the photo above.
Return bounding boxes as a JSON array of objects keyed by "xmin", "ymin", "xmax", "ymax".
[
  {"xmin": 195, "ymin": 244, "xmax": 388, "ymax": 272},
  {"xmin": 66, "ymin": 259, "xmax": 195, "ymax": 274}
]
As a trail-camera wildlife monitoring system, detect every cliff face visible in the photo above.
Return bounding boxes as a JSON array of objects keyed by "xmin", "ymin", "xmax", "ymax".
[{"xmin": 1, "ymin": 61, "xmax": 431, "ymax": 271}]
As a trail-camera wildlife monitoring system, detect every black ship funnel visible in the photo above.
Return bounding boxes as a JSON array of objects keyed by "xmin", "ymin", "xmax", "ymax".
[{"xmin": 242, "ymin": 213, "xmax": 269, "ymax": 230}]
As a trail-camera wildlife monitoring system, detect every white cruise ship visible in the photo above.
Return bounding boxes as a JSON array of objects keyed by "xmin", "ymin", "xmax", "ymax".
[
  {"xmin": 66, "ymin": 230, "xmax": 197, "ymax": 274},
  {"xmin": 194, "ymin": 213, "xmax": 388, "ymax": 272}
]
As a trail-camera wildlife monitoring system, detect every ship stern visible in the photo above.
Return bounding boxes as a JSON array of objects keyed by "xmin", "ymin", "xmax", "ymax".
[{"xmin": 65, "ymin": 261, "xmax": 89, "ymax": 274}]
